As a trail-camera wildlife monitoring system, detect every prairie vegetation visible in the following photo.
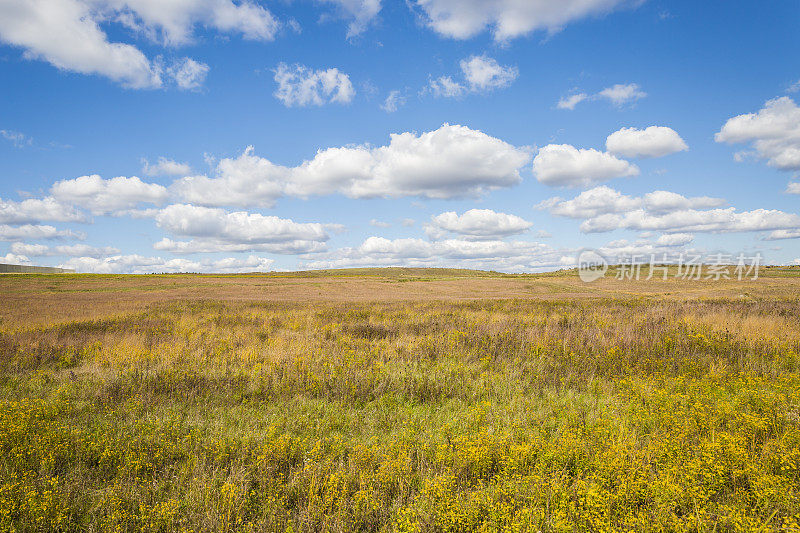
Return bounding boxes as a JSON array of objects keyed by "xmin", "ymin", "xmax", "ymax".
[{"xmin": 0, "ymin": 268, "xmax": 799, "ymax": 531}]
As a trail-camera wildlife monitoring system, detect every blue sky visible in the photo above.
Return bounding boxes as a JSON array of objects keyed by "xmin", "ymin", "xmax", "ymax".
[{"xmin": 1, "ymin": 0, "xmax": 799, "ymax": 273}]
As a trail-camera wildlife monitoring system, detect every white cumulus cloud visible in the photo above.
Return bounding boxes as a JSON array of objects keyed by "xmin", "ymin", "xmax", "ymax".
[
  {"xmin": 273, "ymin": 63, "xmax": 355, "ymax": 107},
  {"xmin": 412, "ymin": 0, "xmax": 632, "ymax": 41},
  {"xmin": 540, "ymin": 186, "xmax": 795, "ymax": 234},
  {"xmin": 10, "ymin": 242, "xmax": 119, "ymax": 257},
  {"xmin": 429, "ymin": 55, "xmax": 517, "ymax": 97},
  {"xmin": 153, "ymin": 204, "xmax": 333, "ymax": 255},
  {"xmin": 715, "ymin": 96, "xmax": 800, "ymax": 171},
  {"xmin": 174, "ymin": 124, "xmax": 531, "ymax": 206},
  {"xmin": 532, "ymin": 144, "xmax": 639, "ymax": 188},
  {"xmin": 606, "ymin": 126, "xmax": 688, "ymax": 158},
  {"xmin": 0, "ymin": 224, "xmax": 85, "ymax": 241},
  {"xmin": 0, "ymin": 0, "xmax": 268, "ymax": 89},
  {"xmin": 556, "ymin": 93, "xmax": 588, "ymax": 110},
  {"xmin": 61, "ymin": 254, "xmax": 274, "ymax": 274},
  {"xmin": 143, "ymin": 157, "xmax": 192, "ymax": 177},
  {"xmin": 50, "ymin": 175, "xmax": 169, "ymax": 215},
  {"xmin": 597, "ymin": 83, "xmax": 647, "ymax": 106},
  {"xmin": 0, "ymin": 197, "xmax": 86, "ymax": 224},
  {"xmin": 425, "ymin": 209, "xmax": 532, "ymax": 240},
  {"xmin": 316, "ymin": 0, "xmax": 382, "ymax": 37},
  {"xmin": 460, "ymin": 55, "xmax": 518, "ymax": 91}
]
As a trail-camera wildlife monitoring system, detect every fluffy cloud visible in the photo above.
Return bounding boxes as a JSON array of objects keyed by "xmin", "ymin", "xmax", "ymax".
[
  {"xmin": 273, "ymin": 63, "xmax": 355, "ymax": 107},
  {"xmin": 716, "ymin": 97, "xmax": 800, "ymax": 171},
  {"xmin": 143, "ymin": 157, "xmax": 192, "ymax": 177},
  {"xmin": 606, "ymin": 126, "xmax": 688, "ymax": 158},
  {"xmin": 460, "ymin": 55, "xmax": 518, "ymax": 91},
  {"xmin": 539, "ymin": 187, "xmax": 725, "ymax": 219},
  {"xmin": 764, "ymin": 229, "xmax": 800, "ymax": 241},
  {"xmin": 412, "ymin": 0, "xmax": 631, "ymax": 41},
  {"xmin": 429, "ymin": 55, "xmax": 517, "ymax": 97},
  {"xmin": 541, "ymin": 186, "xmax": 797, "ymax": 234},
  {"xmin": 105, "ymin": 0, "xmax": 279, "ymax": 45},
  {"xmin": 581, "ymin": 208, "xmax": 800, "ymax": 234},
  {"xmin": 174, "ymin": 124, "xmax": 530, "ymax": 206},
  {"xmin": 1, "ymin": 253, "xmax": 31, "ymax": 265},
  {"xmin": 0, "ymin": 224, "xmax": 85, "ymax": 241},
  {"xmin": 60, "ymin": 254, "xmax": 274, "ymax": 274},
  {"xmin": 173, "ymin": 147, "xmax": 288, "ymax": 208},
  {"xmin": 0, "ymin": 0, "xmax": 262, "ymax": 89},
  {"xmin": 316, "ymin": 0, "xmax": 381, "ymax": 37},
  {"xmin": 153, "ymin": 238, "xmax": 327, "ymax": 255},
  {"xmin": 425, "ymin": 209, "xmax": 532, "ymax": 240},
  {"xmin": 788, "ymin": 182, "xmax": 800, "ymax": 194},
  {"xmin": 532, "ymin": 144, "xmax": 639, "ymax": 187},
  {"xmin": 10, "ymin": 242, "xmax": 119, "ymax": 257},
  {"xmin": 0, "ymin": 197, "xmax": 86, "ymax": 224},
  {"xmin": 556, "ymin": 93, "xmax": 588, "ymax": 110},
  {"xmin": 656, "ymin": 233, "xmax": 694, "ymax": 246},
  {"xmin": 597, "ymin": 83, "xmax": 646, "ymax": 106},
  {"xmin": 153, "ymin": 204, "xmax": 333, "ymax": 255},
  {"xmin": 302, "ymin": 236, "xmax": 569, "ymax": 272},
  {"xmin": 0, "ymin": 0, "xmax": 162, "ymax": 89},
  {"xmin": 50, "ymin": 175, "xmax": 168, "ymax": 215}
]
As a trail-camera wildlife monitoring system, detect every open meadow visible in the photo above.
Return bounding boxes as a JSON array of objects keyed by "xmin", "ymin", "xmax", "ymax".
[{"xmin": 1, "ymin": 267, "xmax": 799, "ymax": 532}]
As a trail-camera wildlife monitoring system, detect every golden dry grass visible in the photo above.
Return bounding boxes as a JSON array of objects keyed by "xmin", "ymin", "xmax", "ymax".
[{"xmin": 0, "ymin": 268, "xmax": 798, "ymax": 531}]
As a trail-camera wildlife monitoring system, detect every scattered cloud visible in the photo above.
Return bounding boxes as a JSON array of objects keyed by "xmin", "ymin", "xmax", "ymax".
[
  {"xmin": 787, "ymin": 182, "xmax": 800, "ymax": 194},
  {"xmin": 166, "ymin": 57, "xmax": 209, "ymax": 91},
  {"xmin": 50, "ymin": 175, "xmax": 169, "ymax": 215},
  {"xmin": 606, "ymin": 126, "xmax": 688, "ymax": 158},
  {"xmin": 370, "ymin": 219, "xmax": 391, "ymax": 228},
  {"xmin": 597, "ymin": 83, "xmax": 647, "ymax": 107},
  {"xmin": 764, "ymin": 229, "xmax": 800, "ymax": 241},
  {"xmin": 1, "ymin": 129, "xmax": 32, "ymax": 148},
  {"xmin": 656, "ymin": 233, "xmax": 694, "ymax": 246},
  {"xmin": 174, "ymin": 124, "xmax": 530, "ymax": 206},
  {"xmin": 412, "ymin": 0, "xmax": 633, "ymax": 41},
  {"xmin": 153, "ymin": 204, "xmax": 333, "ymax": 254},
  {"xmin": 557, "ymin": 83, "xmax": 646, "ymax": 110},
  {"xmin": 538, "ymin": 187, "xmax": 725, "ymax": 219},
  {"xmin": 0, "ymin": 197, "xmax": 86, "ymax": 224},
  {"xmin": 542, "ymin": 186, "xmax": 800, "ymax": 234},
  {"xmin": 459, "ymin": 55, "xmax": 518, "ymax": 92},
  {"xmin": 429, "ymin": 55, "xmax": 517, "ymax": 98},
  {"xmin": 10, "ymin": 243, "xmax": 119, "ymax": 257},
  {"xmin": 1, "ymin": 253, "xmax": 31, "ymax": 265},
  {"xmin": 428, "ymin": 76, "xmax": 466, "ymax": 98},
  {"xmin": 273, "ymin": 63, "xmax": 355, "ymax": 107},
  {"xmin": 316, "ymin": 0, "xmax": 382, "ymax": 37},
  {"xmin": 0, "ymin": 0, "xmax": 266, "ymax": 89},
  {"xmin": 532, "ymin": 144, "xmax": 639, "ymax": 187},
  {"xmin": 715, "ymin": 96, "xmax": 800, "ymax": 171},
  {"xmin": 0, "ymin": 224, "xmax": 85, "ymax": 241},
  {"xmin": 60, "ymin": 254, "xmax": 274, "ymax": 274},
  {"xmin": 381, "ymin": 90, "xmax": 406, "ymax": 113},
  {"xmin": 425, "ymin": 209, "xmax": 532, "ymax": 240},
  {"xmin": 302, "ymin": 236, "xmax": 568, "ymax": 272},
  {"xmin": 556, "ymin": 92, "xmax": 588, "ymax": 110},
  {"xmin": 143, "ymin": 157, "xmax": 192, "ymax": 177}
]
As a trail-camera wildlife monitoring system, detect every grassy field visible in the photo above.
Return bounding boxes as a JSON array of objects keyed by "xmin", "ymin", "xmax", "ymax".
[{"xmin": 1, "ymin": 268, "xmax": 799, "ymax": 532}]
